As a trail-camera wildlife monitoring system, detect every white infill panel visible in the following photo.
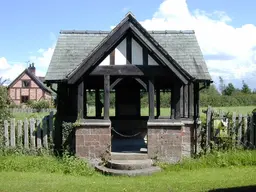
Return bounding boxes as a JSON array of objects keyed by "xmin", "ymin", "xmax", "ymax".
[
  {"xmin": 148, "ymin": 55, "xmax": 159, "ymax": 66},
  {"xmin": 132, "ymin": 38, "xmax": 143, "ymax": 65},
  {"xmin": 115, "ymin": 38, "xmax": 127, "ymax": 65},
  {"xmin": 99, "ymin": 55, "xmax": 110, "ymax": 66}
]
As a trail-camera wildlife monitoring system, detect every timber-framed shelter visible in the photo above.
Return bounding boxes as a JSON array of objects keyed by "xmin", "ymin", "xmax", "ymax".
[{"xmin": 45, "ymin": 13, "xmax": 211, "ymax": 162}]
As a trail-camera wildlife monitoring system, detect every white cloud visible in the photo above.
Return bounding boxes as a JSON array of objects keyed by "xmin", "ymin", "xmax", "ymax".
[{"xmin": 139, "ymin": 0, "xmax": 256, "ymax": 87}]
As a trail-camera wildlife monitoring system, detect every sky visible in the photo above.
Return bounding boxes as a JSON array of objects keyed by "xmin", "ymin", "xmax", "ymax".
[{"xmin": 1, "ymin": 0, "xmax": 256, "ymax": 89}]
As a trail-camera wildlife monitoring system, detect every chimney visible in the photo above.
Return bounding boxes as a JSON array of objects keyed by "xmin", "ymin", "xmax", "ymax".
[{"xmin": 28, "ymin": 63, "xmax": 36, "ymax": 75}]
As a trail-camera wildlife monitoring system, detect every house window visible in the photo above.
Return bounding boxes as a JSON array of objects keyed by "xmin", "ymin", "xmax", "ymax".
[
  {"xmin": 21, "ymin": 96, "xmax": 29, "ymax": 103},
  {"xmin": 22, "ymin": 80, "xmax": 31, "ymax": 88}
]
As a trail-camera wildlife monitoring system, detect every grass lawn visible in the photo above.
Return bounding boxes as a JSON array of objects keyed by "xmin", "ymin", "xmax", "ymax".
[
  {"xmin": 0, "ymin": 167, "xmax": 256, "ymax": 192},
  {"xmin": 12, "ymin": 112, "xmax": 50, "ymax": 120}
]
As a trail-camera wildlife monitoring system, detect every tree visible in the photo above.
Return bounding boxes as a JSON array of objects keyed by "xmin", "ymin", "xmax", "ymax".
[
  {"xmin": 219, "ymin": 76, "xmax": 225, "ymax": 94},
  {"xmin": 0, "ymin": 78, "xmax": 11, "ymax": 124},
  {"xmin": 222, "ymin": 83, "xmax": 236, "ymax": 96},
  {"xmin": 201, "ymin": 84, "xmax": 220, "ymax": 96},
  {"xmin": 241, "ymin": 81, "xmax": 251, "ymax": 94}
]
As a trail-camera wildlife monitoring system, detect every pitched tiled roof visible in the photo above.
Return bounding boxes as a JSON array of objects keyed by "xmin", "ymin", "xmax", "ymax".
[{"xmin": 45, "ymin": 18, "xmax": 211, "ymax": 82}]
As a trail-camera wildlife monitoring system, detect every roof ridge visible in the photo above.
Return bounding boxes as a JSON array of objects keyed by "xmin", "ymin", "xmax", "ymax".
[{"xmin": 60, "ymin": 30, "xmax": 195, "ymax": 34}]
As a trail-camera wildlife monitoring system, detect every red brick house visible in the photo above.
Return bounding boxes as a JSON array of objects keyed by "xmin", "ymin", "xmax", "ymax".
[{"xmin": 8, "ymin": 64, "xmax": 52, "ymax": 105}]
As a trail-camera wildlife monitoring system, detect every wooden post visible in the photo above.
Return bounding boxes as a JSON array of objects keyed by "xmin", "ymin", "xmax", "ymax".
[
  {"xmin": 24, "ymin": 118, "xmax": 29, "ymax": 148},
  {"xmin": 104, "ymin": 75, "xmax": 110, "ymax": 120},
  {"xmin": 17, "ymin": 120, "xmax": 23, "ymax": 147},
  {"xmin": 49, "ymin": 111, "xmax": 54, "ymax": 144},
  {"xmin": 43, "ymin": 117, "xmax": 48, "ymax": 149},
  {"xmin": 156, "ymin": 88, "xmax": 160, "ymax": 118},
  {"xmin": 206, "ymin": 106, "xmax": 212, "ymax": 147},
  {"xmin": 4, "ymin": 120, "xmax": 9, "ymax": 147},
  {"xmin": 148, "ymin": 77, "xmax": 155, "ymax": 120},
  {"xmin": 95, "ymin": 89, "xmax": 101, "ymax": 118},
  {"xmin": 243, "ymin": 116, "xmax": 248, "ymax": 145},
  {"xmin": 232, "ymin": 112, "xmax": 237, "ymax": 145},
  {"xmin": 183, "ymin": 84, "xmax": 188, "ymax": 118},
  {"xmin": 36, "ymin": 119, "xmax": 41, "ymax": 148},
  {"xmin": 30, "ymin": 118, "xmax": 35, "ymax": 148},
  {"xmin": 10, "ymin": 119, "xmax": 15, "ymax": 147},
  {"xmin": 238, "ymin": 114, "xmax": 242, "ymax": 145},
  {"xmin": 188, "ymin": 83, "xmax": 194, "ymax": 118},
  {"xmin": 171, "ymin": 83, "xmax": 182, "ymax": 119},
  {"xmin": 77, "ymin": 81, "xmax": 84, "ymax": 119}
]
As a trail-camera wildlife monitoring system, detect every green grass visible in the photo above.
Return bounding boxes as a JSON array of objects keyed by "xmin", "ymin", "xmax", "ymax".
[
  {"xmin": 0, "ymin": 167, "xmax": 255, "ymax": 192},
  {"xmin": 12, "ymin": 112, "xmax": 50, "ymax": 120},
  {"xmin": 0, "ymin": 151, "xmax": 256, "ymax": 191}
]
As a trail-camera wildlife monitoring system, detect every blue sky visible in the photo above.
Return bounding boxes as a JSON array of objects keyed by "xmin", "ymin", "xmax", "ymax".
[{"xmin": 1, "ymin": 0, "xmax": 256, "ymax": 89}]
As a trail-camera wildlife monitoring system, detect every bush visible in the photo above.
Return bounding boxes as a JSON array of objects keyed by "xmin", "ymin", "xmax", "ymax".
[{"xmin": 27, "ymin": 100, "xmax": 50, "ymax": 111}]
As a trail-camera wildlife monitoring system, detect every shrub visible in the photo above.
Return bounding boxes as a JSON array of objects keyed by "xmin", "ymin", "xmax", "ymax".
[{"xmin": 27, "ymin": 100, "xmax": 50, "ymax": 111}]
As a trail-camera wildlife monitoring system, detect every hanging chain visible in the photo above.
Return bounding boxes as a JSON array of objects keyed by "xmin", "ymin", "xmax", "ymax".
[{"xmin": 111, "ymin": 127, "xmax": 141, "ymax": 138}]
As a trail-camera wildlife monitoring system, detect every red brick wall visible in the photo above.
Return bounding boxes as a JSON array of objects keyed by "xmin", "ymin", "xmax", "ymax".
[{"xmin": 75, "ymin": 123, "xmax": 111, "ymax": 159}]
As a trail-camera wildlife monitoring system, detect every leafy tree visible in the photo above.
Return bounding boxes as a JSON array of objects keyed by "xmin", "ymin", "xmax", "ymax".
[
  {"xmin": 0, "ymin": 78, "xmax": 11, "ymax": 124},
  {"xmin": 201, "ymin": 84, "xmax": 220, "ymax": 96},
  {"xmin": 241, "ymin": 81, "xmax": 251, "ymax": 94},
  {"xmin": 222, "ymin": 83, "xmax": 236, "ymax": 96}
]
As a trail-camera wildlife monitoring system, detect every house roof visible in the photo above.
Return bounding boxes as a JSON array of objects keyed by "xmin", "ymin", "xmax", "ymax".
[
  {"xmin": 45, "ymin": 13, "xmax": 211, "ymax": 83},
  {"xmin": 8, "ymin": 69, "xmax": 52, "ymax": 93}
]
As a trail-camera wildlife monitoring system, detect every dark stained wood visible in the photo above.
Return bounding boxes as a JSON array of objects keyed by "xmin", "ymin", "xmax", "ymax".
[
  {"xmin": 194, "ymin": 82, "xmax": 200, "ymax": 120},
  {"xmin": 171, "ymin": 83, "xmax": 182, "ymax": 119},
  {"xmin": 110, "ymin": 78, "xmax": 123, "ymax": 90},
  {"xmin": 104, "ymin": 75, "xmax": 110, "ymax": 120},
  {"xmin": 183, "ymin": 84, "xmax": 189, "ymax": 118},
  {"xmin": 156, "ymin": 88, "xmax": 160, "ymax": 117},
  {"xmin": 110, "ymin": 50, "xmax": 115, "ymax": 65},
  {"xmin": 126, "ymin": 34, "xmax": 132, "ymax": 64},
  {"xmin": 95, "ymin": 89, "xmax": 101, "ymax": 118},
  {"xmin": 180, "ymin": 84, "xmax": 184, "ymax": 118},
  {"xmin": 143, "ymin": 47, "xmax": 148, "ymax": 66},
  {"xmin": 135, "ymin": 78, "xmax": 147, "ymax": 90},
  {"xmin": 90, "ymin": 65, "xmax": 170, "ymax": 76},
  {"xmin": 148, "ymin": 78, "xmax": 155, "ymax": 119},
  {"xmin": 68, "ymin": 21, "xmax": 130, "ymax": 84},
  {"xmin": 77, "ymin": 81, "xmax": 84, "ymax": 119},
  {"xmin": 188, "ymin": 83, "xmax": 194, "ymax": 118}
]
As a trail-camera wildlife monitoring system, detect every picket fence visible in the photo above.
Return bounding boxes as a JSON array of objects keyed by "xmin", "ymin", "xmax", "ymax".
[
  {"xmin": 10, "ymin": 108, "xmax": 57, "ymax": 113},
  {"xmin": 2, "ymin": 112, "xmax": 54, "ymax": 149},
  {"xmin": 204, "ymin": 106, "xmax": 256, "ymax": 148}
]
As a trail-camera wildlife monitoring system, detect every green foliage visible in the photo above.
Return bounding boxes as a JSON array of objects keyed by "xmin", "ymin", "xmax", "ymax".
[
  {"xmin": 0, "ymin": 86, "xmax": 11, "ymax": 121},
  {"xmin": 160, "ymin": 150, "xmax": 256, "ymax": 171},
  {"xmin": 241, "ymin": 80, "xmax": 251, "ymax": 94},
  {"xmin": 0, "ymin": 153, "xmax": 95, "ymax": 176},
  {"xmin": 27, "ymin": 100, "xmax": 51, "ymax": 111},
  {"xmin": 222, "ymin": 83, "xmax": 236, "ymax": 96}
]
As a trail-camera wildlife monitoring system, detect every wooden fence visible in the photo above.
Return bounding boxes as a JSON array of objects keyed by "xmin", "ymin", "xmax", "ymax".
[
  {"xmin": 9, "ymin": 108, "xmax": 57, "ymax": 113},
  {"xmin": 203, "ymin": 106, "xmax": 256, "ymax": 149},
  {"xmin": 2, "ymin": 112, "xmax": 54, "ymax": 149}
]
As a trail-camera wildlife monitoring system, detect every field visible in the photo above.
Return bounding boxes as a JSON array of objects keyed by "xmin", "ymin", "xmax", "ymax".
[{"xmin": 0, "ymin": 150, "xmax": 256, "ymax": 192}]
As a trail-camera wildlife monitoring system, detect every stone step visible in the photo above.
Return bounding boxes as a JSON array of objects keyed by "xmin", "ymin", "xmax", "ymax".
[
  {"xmin": 95, "ymin": 164, "xmax": 161, "ymax": 176},
  {"xmin": 111, "ymin": 152, "xmax": 148, "ymax": 160},
  {"xmin": 106, "ymin": 159, "xmax": 153, "ymax": 170}
]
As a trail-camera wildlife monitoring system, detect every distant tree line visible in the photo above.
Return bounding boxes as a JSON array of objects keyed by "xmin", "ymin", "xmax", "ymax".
[{"xmin": 200, "ymin": 77, "xmax": 256, "ymax": 107}]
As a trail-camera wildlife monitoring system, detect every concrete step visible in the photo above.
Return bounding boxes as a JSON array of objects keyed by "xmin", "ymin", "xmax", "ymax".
[
  {"xmin": 111, "ymin": 152, "xmax": 148, "ymax": 160},
  {"xmin": 95, "ymin": 164, "xmax": 161, "ymax": 176},
  {"xmin": 106, "ymin": 159, "xmax": 153, "ymax": 170}
]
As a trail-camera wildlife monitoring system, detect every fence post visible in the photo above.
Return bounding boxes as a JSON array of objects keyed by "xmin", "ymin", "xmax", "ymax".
[
  {"xmin": 17, "ymin": 120, "xmax": 23, "ymax": 147},
  {"xmin": 252, "ymin": 112, "xmax": 256, "ymax": 147},
  {"xmin": 36, "ymin": 119, "xmax": 42, "ymax": 149},
  {"xmin": 243, "ymin": 116, "xmax": 248, "ymax": 146},
  {"xmin": 42, "ymin": 117, "xmax": 48, "ymax": 149},
  {"xmin": 4, "ymin": 120, "xmax": 9, "ymax": 147},
  {"xmin": 10, "ymin": 119, "xmax": 16, "ymax": 147},
  {"xmin": 232, "ymin": 112, "xmax": 236, "ymax": 146},
  {"xmin": 49, "ymin": 111, "xmax": 54, "ymax": 145},
  {"xmin": 30, "ymin": 118, "xmax": 35, "ymax": 148},
  {"xmin": 237, "ymin": 114, "xmax": 242, "ymax": 145},
  {"xmin": 24, "ymin": 119, "xmax": 29, "ymax": 148},
  {"xmin": 206, "ymin": 106, "xmax": 212, "ymax": 147}
]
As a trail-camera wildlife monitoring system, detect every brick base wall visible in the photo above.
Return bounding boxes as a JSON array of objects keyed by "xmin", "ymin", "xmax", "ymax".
[
  {"xmin": 75, "ymin": 121, "xmax": 111, "ymax": 159},
  {"xmin": 147, "ymin": 121, "xmax": 195, "ymax": 162}
]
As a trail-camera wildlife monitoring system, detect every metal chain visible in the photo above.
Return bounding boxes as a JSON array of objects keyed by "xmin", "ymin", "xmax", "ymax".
[{"xmin": 111, "ymin": 127, "xmax": 141, "ymax": 138}]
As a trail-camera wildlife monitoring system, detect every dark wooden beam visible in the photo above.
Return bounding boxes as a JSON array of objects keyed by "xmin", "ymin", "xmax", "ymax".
[
  {"xmin": 180, "ymin": 84, "xmax": 184, "ymax": 118},
  {"xmin": 68, "ymin": 21, "xmax": 130, "ymax": 84},
  {"xmin": 183, "ymin": 84, "xmax": 189, "ymax": 118},
  {"xmin": 148, "ymin": 78, "xmax": 155, "ymax": 119},
  {"xmin": 156, "ymin": 88, "xmax": 160, "ymax": 118},
  {"xmin": 104, "ymin": 75, "xmax": 110, "ymax": 120},
  {"xmin": 110, "ymin": 78, "xmax": 123, "ymax": 90},
  {"xmin": 95, "ymin": 89, "xmax": 101, "ymax": 118},
  {"xmin": 135, "ymin": 78, "xmax": 147, "ymax": 90},
  {"xmin": 90, "ymin": 65, "xmax": 170, "ymax": 76},
  {"xmin": 188, "ymin": 83, "xmax": 194, "ymax": 118},
  {"xmin": 126, "ymin": 34, "xmax": 132, "ymax": 64},
  {"xmin": 110, "ymin": 50, "xmax": 115, "ymax": 65},
  {"xmin": 194, "ymin": 82, "xmax": 200, "ymax": 120},
  {"xmin": 77, "ymin": 81, "xmax": 84, "ymax": 119},
  {"xmin": 143, "ymin": 47, "xmax": 148, "ymax": 66},
  {"xmin": 171, "ymin": 83, "xmax": 182, "ymax": 119}
]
